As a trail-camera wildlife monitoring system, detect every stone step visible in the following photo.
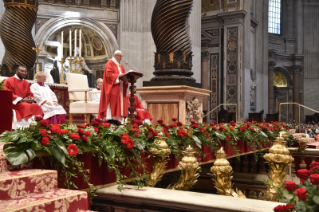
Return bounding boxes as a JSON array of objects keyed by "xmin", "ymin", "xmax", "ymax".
[
  {"xmin": 0, "ymin": 169, "xmax": 58, "ymax": 200},
  {"xmin": 0, "ymin": 188, "xmax": 89, "ymax": 211}
]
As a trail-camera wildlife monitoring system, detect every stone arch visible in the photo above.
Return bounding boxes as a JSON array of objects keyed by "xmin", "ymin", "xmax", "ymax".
[{"xmin": 35, "ymin": 17, "xmax": 119, "ymax": 59}]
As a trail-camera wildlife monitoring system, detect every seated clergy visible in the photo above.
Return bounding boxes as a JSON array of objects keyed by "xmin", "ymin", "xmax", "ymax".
[
  {"xmin": 30, "ymin": 71, "xmax": 66, "ymax": 124},
  {"xmin": 90, "ymin": 78, "xmax": 102, "ymax": 119},
  {"xmin": 127, "ymin": 85, "xmax": 152, "ymax": 124},
  {"xmin": 4, "ymin": 65, "xmax": 43, "ymax": 129},
  {"xmin": 90, "ymin": 78, "xmax": 102, "ymax": 102}
]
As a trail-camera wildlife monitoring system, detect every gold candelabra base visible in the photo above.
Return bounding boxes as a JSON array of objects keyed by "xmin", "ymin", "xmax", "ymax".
[{"xmin": 59, "ymin": 59, "xmax": 66, "ymax": 85}]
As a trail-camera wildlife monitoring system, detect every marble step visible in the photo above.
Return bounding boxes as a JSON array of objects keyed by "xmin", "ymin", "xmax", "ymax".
[
  {"xmin": 0, "ymin": 169, "xmax": 58, "ymax": 200},
  {"xmin": 0, "ymin": 188, "xmax": 89, "ymax": 212}
]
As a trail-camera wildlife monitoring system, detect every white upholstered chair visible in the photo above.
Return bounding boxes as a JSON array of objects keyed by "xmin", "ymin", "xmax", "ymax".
[{"xmin": 66, "ymin": 73, "xmax": 99, "ymax": 124}]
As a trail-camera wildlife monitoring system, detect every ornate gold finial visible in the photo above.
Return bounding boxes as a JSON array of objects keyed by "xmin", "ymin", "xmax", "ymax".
[
  {"xmin": 167, "ymin": 145, "xmax": 199, "ymax": 190},
  {"xmin": 147, "ymin": 132, "xmax": 171, "ymax": 187},
  {"xmin": 32, "ymin": 43, "xmax": 43, "ymax": 81},
  {"xmin": 59, "ymin": 59, "xmax": 66, "ymax": 85},
  {"xmin": 210, "ymin": 147, "xmax": 246, "ymax": 198},
  {"xmin": 263, "ymin": 134, "xmax": 294, "ymax": 201}
]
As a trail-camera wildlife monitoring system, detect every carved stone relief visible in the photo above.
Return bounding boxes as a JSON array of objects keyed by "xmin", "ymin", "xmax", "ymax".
[{"xmin": 186, "ymin": 98, "xmax": 204, "ymax": 124}]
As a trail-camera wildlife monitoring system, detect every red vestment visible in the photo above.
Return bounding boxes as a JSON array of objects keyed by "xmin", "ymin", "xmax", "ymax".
[
  {"xmin": 127, "ymin": 94, "xmax": 153, "ymax": 121},
  {"xmin": 4, "ymin": 77, "xmax": 43, "ymax": 121},
  {"xmin": 98, "ymin": 60, "xmax": 128, "ymax": 119}
]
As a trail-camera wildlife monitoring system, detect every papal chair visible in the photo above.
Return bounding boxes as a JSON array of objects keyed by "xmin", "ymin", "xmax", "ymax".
[{"xmin": 66, "ymin": 73, "xmax": 99, "ymax": 124}]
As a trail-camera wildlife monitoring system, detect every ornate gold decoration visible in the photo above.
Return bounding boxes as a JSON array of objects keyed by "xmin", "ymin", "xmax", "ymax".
[
  {"xmin": 70, "ymin": 57, "xmax": 83, "ymax": 75},
  {"xmin": 0, "ymin": 0, "xmax": 38, "ymax": 73},
  {"xmin": 147, "ymin": 132, "xmax": 171, "ymax": 187},
  {"xmin": 263, "ymin": 135, "xmax": 294, "ymax": 201},
  {"xmin": 32, "ymin": 43, "xmax": 43, "ymax": 81},
  {"xmin": 68, "ymin": 57, "xmax": 74, "ymax": 73},
  {"xmin": 273, "ymin": 71, "xmax": 288, "ymax": 87},
  {"xmin": 59, "ymin": 59, "xmax": 66, "ymax": 85},
  {"xmin": 210, "ymin": 148, "xmax": 246, "ymax": 198},
  {"xmin": 186, "ymin": 98, "xmax": 204, "ymax": 124},
  {"xmin": 202, "ymin": 0, "xmax": 220, "ymax": 12},
  {"xmin": 167, "ymin": 146, "xmax": 199, "ymax": 191}
]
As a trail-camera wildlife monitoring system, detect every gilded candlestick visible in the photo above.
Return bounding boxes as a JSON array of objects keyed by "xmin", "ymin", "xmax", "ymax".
[{"xmin": 68, "ymin": 57, "xmax": 74, "ymax": 73}]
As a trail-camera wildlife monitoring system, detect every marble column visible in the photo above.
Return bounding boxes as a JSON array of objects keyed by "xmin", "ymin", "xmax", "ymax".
[
  {"xmin": 201, "ymin": 51, "xmax": 209, "ymax": 112},
  {"xmin": 292, "ymin": 65, "xmax": 301, "ymax": 123},
  {"xmin": 268, "ymin": 61, "xmax": 276, "ymax": 114}
]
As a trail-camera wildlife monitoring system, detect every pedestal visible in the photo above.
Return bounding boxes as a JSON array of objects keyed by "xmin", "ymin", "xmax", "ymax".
[{"xmin": 137, "ymin": 86, "xmax": 210, "ymax": 125}]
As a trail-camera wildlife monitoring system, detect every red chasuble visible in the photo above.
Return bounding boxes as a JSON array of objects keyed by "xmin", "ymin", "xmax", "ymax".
[
  {"xmin": 4, "ymin": 77, "xmax": 43, "ymax": 121},
  {"xmin": 127, "ymin": 95, "xmax": 153, "ymax": 120},
  {"xmin": 98, "ymin": 60, "xmax": 128, "ymax": 119}
]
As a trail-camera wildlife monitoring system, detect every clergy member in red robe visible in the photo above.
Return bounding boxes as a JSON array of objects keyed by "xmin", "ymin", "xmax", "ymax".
[
  {"xmin": 98, "ymin": 50, "xmax": 128, "ymax": 124},
  {"xmin": 127, "ymin": 85, "xmax": 152, "ymax": 124},
  {"xmin": 4, "ymin": 65, "xmax": 43, "ymax": 128}
]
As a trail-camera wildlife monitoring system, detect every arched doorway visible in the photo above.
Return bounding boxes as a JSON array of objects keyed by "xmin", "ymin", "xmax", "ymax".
[{"xmin": 273, "ymin": 67, "xmax": 293, "ymax": 123}]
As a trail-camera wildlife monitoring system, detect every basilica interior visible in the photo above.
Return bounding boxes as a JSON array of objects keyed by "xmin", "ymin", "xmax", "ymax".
[{"xmin": 0, "ymin": 0, "xmax": 319, "ymax": 211}]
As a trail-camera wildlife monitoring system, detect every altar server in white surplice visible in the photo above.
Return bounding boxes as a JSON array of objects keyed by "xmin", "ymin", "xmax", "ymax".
[
  {"xmin": 90, "ymin": 78, "xmax": 102, "ymax": 103},
  {"xmin": 30, "ymin": 71, "xmax": 67, "ymax": 124}
]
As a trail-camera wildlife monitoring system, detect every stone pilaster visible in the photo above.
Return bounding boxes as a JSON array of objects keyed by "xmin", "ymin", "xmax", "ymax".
[
  {"xmin": 101, "ymin": 0, "xmax": 107, "ymax": 7},
  {"xmin": 292, "ymin": 65, "xmax": 301, "ymax": 123},
  {"xmin": 268, "ymin": 61, "xmax": 276, "ymax": 114},
  {"xmin": 201, "ymin": 51, "xmax": 209, "ymax": 111},
  {"xmin": 110, "ymin": 0, "xmax": 116, "ymax": 9}
]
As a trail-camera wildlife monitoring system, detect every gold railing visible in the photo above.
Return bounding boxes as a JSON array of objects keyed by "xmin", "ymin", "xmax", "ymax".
[
  {"xmin": 203, "ymin": 104, "xmax": 237, "ymax": 123},
  {"xmin": 279, "ymin": 102, "xmax": 319, "ymax": 131}
]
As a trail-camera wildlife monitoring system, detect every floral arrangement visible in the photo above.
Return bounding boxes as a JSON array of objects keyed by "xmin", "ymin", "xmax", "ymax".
[
  {"xmin": 275, "ymin": 161, "xmax": 319, "ymax": 212},
  {"xmin": 0, "ymin": 118, "xmax": 287, "ymax": 196}
]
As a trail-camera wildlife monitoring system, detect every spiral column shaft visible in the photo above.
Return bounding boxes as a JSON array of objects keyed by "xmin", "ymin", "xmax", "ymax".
[{"xmin": 0, "ymin": 0, "xmax": 38, "ymax": 78}]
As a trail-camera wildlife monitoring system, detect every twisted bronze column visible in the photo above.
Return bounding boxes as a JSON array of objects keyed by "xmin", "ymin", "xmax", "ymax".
[
  {"xmin": 0, "ymin": 0, "xmax": 38, "ymax": 79},
  {"xmin": 150, "ymin": 0, "xmax": 195, "ymax": 82}
]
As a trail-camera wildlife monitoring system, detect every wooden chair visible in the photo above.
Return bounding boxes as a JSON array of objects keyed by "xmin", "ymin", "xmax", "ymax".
[{"xmin": 66, "ymin": 73, "xmax": 99, "ymax": 124}]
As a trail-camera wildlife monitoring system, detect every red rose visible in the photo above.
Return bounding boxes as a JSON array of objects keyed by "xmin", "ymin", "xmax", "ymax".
[
  {"xmin": 172, "ymin": 118, "xmax": 177, "ymax": 122},
  {"xmin": 284, "ymin": 181, "xmax": 296, "ymax": 191},
  {"xmin": 121, "ymin": 133, "xmax": 129, "ymax": 144},
  {"xmin": 67, "ymin": 144, "xmax": 78, "ymax": 157},
  {"xmin": 40, "ymin": 120, "xmax": 51, "ymax": 127},
  {"xmin": 192, "ymin": 123, "xmax": 198, "ymax": 128},
  {"xmin": 133, "ymin": 124, "xmax": 139, "ymax": 129},
  {"xmin": 295, "ymin": 187, "xmax": 307, "ymax": 201},
  {"xmin": 41, "ymin": 137, "xmax": 50, "ymax": 146},
  {"xmin": 94, "ymin": 127, "xmax": 99, "ymax": 132},
  {"xmin": 285, "ymin": 204, "xmax": 294, "ymax": 210},
  {"xmin": 85, "ymin": 131, "xmax": 91, "ymax": 137},
  {"xmin": 136, "ymin": 120, "xmax": 143, "ymax": 125},
  {"xmin": 191, "ymin": 120, "xmax": 196, "ymax": 124},
  {"xmin": 310, "ymin": 162, "xmax": 319, "ymax": 173},
  {"xmin": 92, "ymin": 121, "xmax": 100, "ymax": 126},
  {"xmin": 70, "ymin": 133, "xmax": 80, "ymax": 141},
  {"xmin": 310, "ymin": 173, "xmax": 319, "ymax": 185},
  {"xmin": 134, "ymin": 133, "xmax": 139, "ymax": 137},
  {"xmin": 273, "ymin": 205, "xmax": 287, "ymax": 212},
  {"xmin": 35, "ymin": 116, "xmax": 43, "ymax": 122},
  {"xmin": 60, "ymin": 129, "xmax": 69, "ymax": 134},
  {"xmin": 79, "ymin": 125, "xmax": 86, "ymax": 128},
  {"xmin": 148, "ymin": 127, "xmax": 153, "ymax": 132},
  {"xmin": 177, "ymin": 121, "xmax": 183, "ymax": 126},
  {"xmin": 153, "ymin": 130, "xmax": 158, "ymax": 136},
  {"xmin": 157, "ymin": 119, "xmax": 163, "ymax": 124},
  {"xmin": 130, "ymin": 119, "xmax": 136, "ymax": 124},
  {"xmin": 126, "ymin": 139, "xmax": 135, "ymax": 149},
  {"xmin": 94, "ymin": 118, "xmax": 102, "ymax": 123},
  {"xmin": 103, "ymin": 123, "xmax": 110, "ymax": 128},
  {"xmin": 39, "ymin": 129, "xmax": 47, "ymax": 136},
  {"xmin": 297, "ymin": 169, "xmax": 310, "ymax": 183},
  {"xmin": 78, "ymin": 128, "xmax": 84, "ymax": 135},
  {"xmin": 82, "ymin": 135, "xmax": 88, "ymax": 142}
]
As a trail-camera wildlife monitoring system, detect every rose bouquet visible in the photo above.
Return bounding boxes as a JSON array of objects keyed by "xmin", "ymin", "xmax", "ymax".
[{"xmin": 275, "ymin": 161, "xmax": 319, "ymax": 212}]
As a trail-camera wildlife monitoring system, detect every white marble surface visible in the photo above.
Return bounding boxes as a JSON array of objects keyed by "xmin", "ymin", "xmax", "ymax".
[{"xmin": 96, "ymin": 185, "xmax": 281, "ymax": 212}]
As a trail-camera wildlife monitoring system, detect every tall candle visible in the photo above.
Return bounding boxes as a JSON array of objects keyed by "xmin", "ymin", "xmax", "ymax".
[
  {"xmin": 79, "ymin": 29, "xmax": 82, "ymax": 58},
  {"xmin": 69, "ymin": 29, "xmax": 72, "ymax": 57},
  {"xmin": 74, "ymin": 29, "xmax": 77, "ymax": 57},
  {"xmin": 61, "ymin": 31, "xmax": 63, "ymax": 59}
]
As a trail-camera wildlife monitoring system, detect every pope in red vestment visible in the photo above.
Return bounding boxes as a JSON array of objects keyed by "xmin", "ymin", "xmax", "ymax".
[
  {"xmin": 4, "ymin": 66, "xmax": 43, "ymax": 121},
  {"xmin": 98, "ymin": 51, "xmax": 128, "ymax": 122}
]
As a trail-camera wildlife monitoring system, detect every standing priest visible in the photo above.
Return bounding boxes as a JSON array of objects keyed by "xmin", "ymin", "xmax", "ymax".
[
  {"xmin": 30, "ymin": 71, "xmax": 66, "ymax": 124},
  {"xmin": 98, "ymin": 50, "xmax": 128, "ymax": 124},
  {"xmin": 4, "ymin": 65, "xmax": 43, "ymax": 129}
]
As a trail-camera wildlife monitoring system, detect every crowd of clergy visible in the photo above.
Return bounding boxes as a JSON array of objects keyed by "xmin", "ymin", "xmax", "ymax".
[{"xmin": 4, "ymin": 64, "xmax": 152, "ymax": 130}]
